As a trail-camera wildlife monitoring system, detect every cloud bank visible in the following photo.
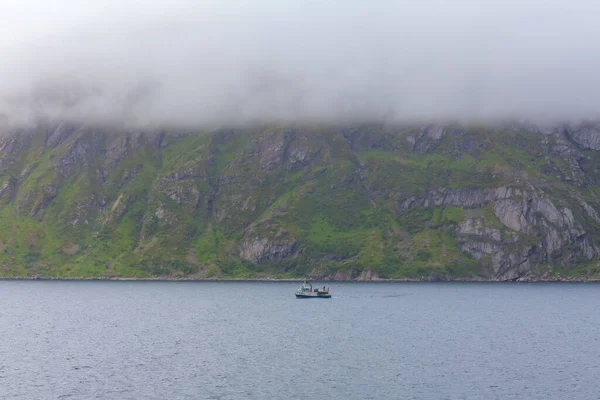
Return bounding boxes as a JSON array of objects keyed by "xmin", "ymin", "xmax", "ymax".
[{"xmin": 1, "ymin": 0, "xmax": 599, "ymax": 128}]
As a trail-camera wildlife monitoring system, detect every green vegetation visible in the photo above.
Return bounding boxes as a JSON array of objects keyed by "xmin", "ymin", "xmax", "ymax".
[{"xmin": 0, "ymin": 123, "xmax": 598, "ymax": 280}]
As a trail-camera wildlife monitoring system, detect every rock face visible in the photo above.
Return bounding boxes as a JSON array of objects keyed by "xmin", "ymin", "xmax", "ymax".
[
  {"xmin": 0, "ymin": 120, "xmax": 599, "ymax": 280},
  {"xmin": 239, "ymin": 236, "xmax": 297, "ymax": 264},
  {"xmin": 454, "ymin": 192, "xmax": 596, "ymax": 280},
  {"xmin": 494, "ymin": 199, "xmax": 529, "ymax": 232},
  {"xmin": 565, "ymin": 123, "xmax": 600, "ymax": 150},
  {"xmin": 407, "ymin": 125, "xmax": 449, "ymax": 153},
  {"xmin": 424, "ymin": 187, "xmax": 522, "ymax": 208}
]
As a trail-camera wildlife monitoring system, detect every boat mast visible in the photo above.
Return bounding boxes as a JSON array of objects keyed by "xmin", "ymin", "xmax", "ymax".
[{"xmin": 304, "ymin": 278, "xmax": 312, "ymax": 291}]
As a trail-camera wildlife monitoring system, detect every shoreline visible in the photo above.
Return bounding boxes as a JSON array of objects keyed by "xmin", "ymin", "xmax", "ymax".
[{"xmin": 0, "ymin": 276, "xmax": 598, "ymax": 283}]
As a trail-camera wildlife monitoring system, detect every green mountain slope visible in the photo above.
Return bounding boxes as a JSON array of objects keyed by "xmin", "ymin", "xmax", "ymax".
[{"xmin": 1, "ymin": 122, "xmax": 600, "ymax": 280}]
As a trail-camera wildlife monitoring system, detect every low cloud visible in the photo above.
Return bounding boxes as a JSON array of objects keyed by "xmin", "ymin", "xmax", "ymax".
[{"xmin": 1, "ymin": 0, "xmax": 599, "ymax": 128}]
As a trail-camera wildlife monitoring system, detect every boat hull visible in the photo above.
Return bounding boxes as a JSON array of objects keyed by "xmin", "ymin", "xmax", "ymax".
[{"xmin": 295, "ymin": 293, "xmax": 331, "ymax": 298}]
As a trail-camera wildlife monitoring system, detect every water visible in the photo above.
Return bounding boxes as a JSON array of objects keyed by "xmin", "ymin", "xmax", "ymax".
[{"xmin": 1, "ymin": 281, "xmax": 599, "ymax": 399}]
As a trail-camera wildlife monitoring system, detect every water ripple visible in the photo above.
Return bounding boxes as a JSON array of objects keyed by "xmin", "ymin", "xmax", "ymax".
[{"xmin": 0, "ymin": 281, "xmax": 598, "ymax": 399}]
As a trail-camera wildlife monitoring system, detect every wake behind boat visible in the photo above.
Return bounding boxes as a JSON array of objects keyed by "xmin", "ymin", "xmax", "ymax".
[{"xmin": 295, "ymin": 279, "xmax": 331, "ymax": 298}]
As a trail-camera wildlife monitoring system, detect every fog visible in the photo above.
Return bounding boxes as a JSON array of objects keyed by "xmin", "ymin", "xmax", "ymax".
[{"xmin": 1, "ymin": 0, "xmax": 599, "ymax": 128}]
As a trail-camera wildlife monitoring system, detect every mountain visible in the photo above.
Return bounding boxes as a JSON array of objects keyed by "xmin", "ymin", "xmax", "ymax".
[{"xmin": 1, "ymin": 121, "xmax": 600, "ymax": 280}]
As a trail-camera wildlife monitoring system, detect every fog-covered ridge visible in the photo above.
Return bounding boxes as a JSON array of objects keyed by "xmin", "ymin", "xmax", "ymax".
[{"xmin": 1, "ymin": 0, "xmax": 600, "ymax": 128}]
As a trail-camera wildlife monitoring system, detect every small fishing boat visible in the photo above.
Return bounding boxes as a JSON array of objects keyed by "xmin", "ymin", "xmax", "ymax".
[{"xmin": 295, "ymin": 279, "xmax": 331, "ymax": 298}]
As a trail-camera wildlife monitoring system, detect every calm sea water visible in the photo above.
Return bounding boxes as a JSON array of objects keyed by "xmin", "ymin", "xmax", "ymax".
[{"xmin": 0, "ymin": 281, "xmax": 599, "ymax": 399}]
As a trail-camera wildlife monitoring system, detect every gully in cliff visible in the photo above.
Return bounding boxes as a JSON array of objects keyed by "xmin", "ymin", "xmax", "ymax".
[{"xmin": 295, "ymin": 279, "xmax": 331, "ymax": 298}]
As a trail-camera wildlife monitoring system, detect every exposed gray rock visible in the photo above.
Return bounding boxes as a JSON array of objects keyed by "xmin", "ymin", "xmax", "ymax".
[
  {"xmin": 0, "ymin": 181, "xmax": 13, "ymax": 203},
  {"xmin": 285, "ymin": 134, "xmax": 324, "ymax": 172},
  {"xmin": 46, "ymin": 122, "xmax": 78, "ymax": 148},
  {"xmin": 577, "ymin": 235, "xmax": 596, "ymax": 260},
  {"xmin": 580, "ymin": 200, "xmax": 600, "ymax": 223},
  {"xmin": 56, "ymin": 138, "xmax": 91, "ymax": 176},
  {"xmin": 407, "ymin": 124, "xmax": 448, "ymax": 153},
  {"xmin": 458, "ymin": 240, "xmax": 501, "ymax": 260},
  {"xmin": 494, "ymin": 199, "xmax": 530, "ymax": 232},
  {"xmin": 18, "ymin": 165, "xmax": 34, "ymax": 183},
  {"xmin": 424, "ymin": 186, "xmax": 522, "ymax": 208},
  {"xmin": 565, "ymin": 122, "xmax": 600, "ymax": 150},
  {"xmin": 457, "ymin": 218, "xmax": 502, "ymax": 241},
  {"xmin": 240, "ymin": 235, "xmax": 297, "ymax": 263},
  {"xmin": 398, "ymin": 196, "xmax": 419, "ymax": 211},
  {"xmin": 162, "ymin": 183, "xmax": 202, "ymax": 206},
  {"xmin": 104, "ymin": 136, "xmax": 129, "ymax": 173},
  {"xmin": 255, "ymin": 129, "xmax": 288, "ymax": 171},
  {"xmin": 450, "ymin": 189, "xmax": 597, "ymax": 278},
  {"xmin": 28, "ymin": 185, "xmax": 59, "ymax": 217},
  {"xmin": 357, "ymin": 270, "xmax": 382, "ymax": 281},
  {"xmin": 493, "ymin": 249, "xmax": 532, "ymax": 280}
]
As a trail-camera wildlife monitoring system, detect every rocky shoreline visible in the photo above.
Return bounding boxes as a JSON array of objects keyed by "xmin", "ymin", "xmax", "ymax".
[{"xmin": 0, "ymin": 274, "xmax": 598, "ymax": 283}]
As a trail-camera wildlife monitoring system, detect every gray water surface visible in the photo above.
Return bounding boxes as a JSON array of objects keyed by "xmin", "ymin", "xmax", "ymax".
[{"xmin": 1, "ymin": 281, "xmax": 599, "ymax": 399}]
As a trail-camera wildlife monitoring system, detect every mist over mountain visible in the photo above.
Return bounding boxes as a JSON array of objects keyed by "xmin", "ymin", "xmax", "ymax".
[
  {"xmin": 2, "ymin": 2, "xmax": 600, "ymax": 280},
  {"xmin": 2, "ymin": 0, "xmax": 600, "ymax": 128}
]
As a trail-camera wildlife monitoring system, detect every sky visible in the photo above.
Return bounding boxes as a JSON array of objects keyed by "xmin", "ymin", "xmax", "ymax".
[{"xmin": 0, "ymin": 0, "xmax": 599, "ymax": 128}]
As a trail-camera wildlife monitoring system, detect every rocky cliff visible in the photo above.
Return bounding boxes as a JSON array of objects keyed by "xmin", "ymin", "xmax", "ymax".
[{"xmin": 1, "ymin": 121, "xmax": 600, "ymax": 280}]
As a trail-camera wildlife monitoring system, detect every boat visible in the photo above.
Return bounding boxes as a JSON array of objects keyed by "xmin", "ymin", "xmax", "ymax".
[{"xmin": 295, "ymin": 279, "xmax": 331, "ymax": 298}]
